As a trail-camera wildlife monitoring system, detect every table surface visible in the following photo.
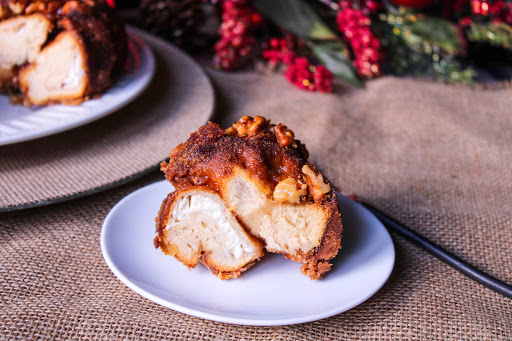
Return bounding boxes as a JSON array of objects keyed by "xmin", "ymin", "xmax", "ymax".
[{"xmin": 1, "ymin": 33, "xmax": 511, "ymax": 340}]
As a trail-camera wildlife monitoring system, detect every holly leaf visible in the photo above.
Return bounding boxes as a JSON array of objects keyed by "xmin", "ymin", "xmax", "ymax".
[
  {"xmin": 252, "ymin": 0, "xmax": 337, "ymax": 41},
  {"xmin": 408, "ymin": 15, "xmax": 465, "ymax": 55},
  {"xmin": 310, "ymin": 41, "xmax": 363, "ymax": 88}
]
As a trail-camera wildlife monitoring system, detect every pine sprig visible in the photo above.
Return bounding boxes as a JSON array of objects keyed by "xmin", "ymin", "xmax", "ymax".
[
  {"xmin": 466, "ymin": 22, "xmax": 512, "ymax": 50},
  {"xmin": 374, "ymin": 9, "xmax": 476, "ymax": 84}
]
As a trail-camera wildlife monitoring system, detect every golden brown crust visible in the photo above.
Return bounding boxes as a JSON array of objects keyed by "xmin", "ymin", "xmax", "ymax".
[
  {"xmin": 0, "ymin": 66, "xmax": 17, "ymax": 91},
  {"xmin": 161, "ymin": 118, "xmax": 313, "ymax": 201},
  {"xmin": 161, "ymin": 116, "xmax": 343, "ymax": 279},
  {"xmin": 201, "ymin": 255, "xmax": 260, "ymax": 280},
  {"xmin": 300, "ymin": 191, "xmax": 343, "ymax": 279},
  {"xmin": 58, "ymin": 0, "xmax": 127, "ymax": 82},
  {"xmin": 154, "ymin": 190, "xmax": 179, "ymax": 254}
]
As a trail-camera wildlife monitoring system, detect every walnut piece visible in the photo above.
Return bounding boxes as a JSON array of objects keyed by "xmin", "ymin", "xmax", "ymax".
[
  {"xmin": 25, "ymin": 2, "xmax": 45, "ymax": 14},
  {"xmin": 225, "ymin": 115, "xmax": 266, "ymax": 137},
  {"xmin": 302, "ymin": 165, "xmax": 331, "ymax": 201},
  {"xmin": 273, "ymin": 177, "xmax": 307, "ymax": 204},
  {"xmin": 8, "ymin": 1, "xmax": 25, "ymax": 14},
  {"xmin": 274, "ymin": 123, "xmax": 295, "ymax": 147}
]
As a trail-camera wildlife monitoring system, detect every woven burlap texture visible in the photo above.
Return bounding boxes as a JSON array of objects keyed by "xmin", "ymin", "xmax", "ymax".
[
  {"xmin": 1, "ymin": 69, "xmax": 511, "ymax": 339},
  {"xmin": 0, "ymin": 29, "xmax": 214, "ymax": 210}
]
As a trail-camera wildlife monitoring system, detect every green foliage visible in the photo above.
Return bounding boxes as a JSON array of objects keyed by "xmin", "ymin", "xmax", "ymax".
[
  {"xmin": 466, "ymin": 22, "xmax": 512, "ymax": 51},
  {"xmin": 311, "ymin": 41, "xmax": 364, "ymax": 88},
  {"xmin": 252, "ymin": 0, "xmax": 337, "ymax": 40},
  {"xmin": 252, "ymin": 0, "xmax": 363, "ymax": 87},
  {"xmin": 373, "ymin": 10, "xmax": 475, "ymax": 84},
  {"xmin": 406, "ymin": 15, "xmax": 465, "ymax": 55}
]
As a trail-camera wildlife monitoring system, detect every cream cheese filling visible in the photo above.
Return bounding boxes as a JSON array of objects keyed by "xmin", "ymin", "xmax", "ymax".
[
  {"xmin": 62, "ymin": 49, "xmax": 85, "ymax": 89},
  {"xmin": 168, "ymin": 194, "xmax": 254, "ymax": 259}
]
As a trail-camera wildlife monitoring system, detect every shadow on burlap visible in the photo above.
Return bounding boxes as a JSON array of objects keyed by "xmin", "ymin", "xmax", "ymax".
[{"xmin": 1, "ymin": 68, "xmax": 511, "ymax": 339}]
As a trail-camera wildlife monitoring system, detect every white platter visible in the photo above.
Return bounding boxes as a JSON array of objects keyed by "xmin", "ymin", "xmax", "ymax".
[
  {"xmin": 101, "ymin": 180, "xmax": 395, "ymax": 326},
  {"xmin": 0, "ymin": 27, "xmax": 155, "ymax": 146}
]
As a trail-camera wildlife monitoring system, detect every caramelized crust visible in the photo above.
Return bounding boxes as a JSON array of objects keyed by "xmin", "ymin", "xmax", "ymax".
[
  {"xmin": 162, "ymin": 117, "xmax": 311, "ymax": 200},
  {"xmin": 160, "ymin": 116, "xmax": 343, "ymax": 279},
  {"xmin": 58, "ymin": 0, "xmax": 126, "ymax": 80},
  {"xmin": 0, "ymin": 0, "xmax": 65, "ymax": 21}
]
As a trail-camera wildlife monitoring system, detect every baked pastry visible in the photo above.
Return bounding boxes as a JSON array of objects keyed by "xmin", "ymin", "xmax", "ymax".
[
  {"xmin": 155, "ymin": 116, "xmax": 343, "ymax": 279},
  {"xmin": 0, "ymin": 0, "xmax": 126, "ymax": 105},
  {"xmin": 155, "ymin": 186, "xmax": 265, "ymax": 280}
]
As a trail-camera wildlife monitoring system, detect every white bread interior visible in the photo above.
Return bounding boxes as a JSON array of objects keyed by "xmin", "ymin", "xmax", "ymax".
[
  {"xmin": 218, "ymin": 167, "xmax": 329, "ymax": 256},
  {"xmin": 0, "ymin": 14, "xmax": 51, "ymax": 71},
  {"xmin": 158, "ymin": 187, "xmax": 264, "ymax": 279},
  {"xmin": 18, "ymin": 30, "xmax": 87, "ymax": 105}
]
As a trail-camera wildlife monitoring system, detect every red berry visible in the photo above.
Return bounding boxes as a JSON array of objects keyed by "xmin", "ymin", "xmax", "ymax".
[
  {"xmin": 336, "ymin": 1, "xmax": 382, "ymax": 78},
  {"xmin": 390, "ymin": 0, "xmax": 436, "ymax": 9},
  {"xmin": 459, "ymin": 16, "xmax": 473, "ymax": 26},
  {"xmin": 214, "ymin": 0, "xmax": 261, "ymax": 71},
  {"xmin": 471, "ymin": 0, "xmax": 491, "ymax": 16},
  {"xmin": 283, "ymin": 57, "xmax": 333, "ymax": 92}
]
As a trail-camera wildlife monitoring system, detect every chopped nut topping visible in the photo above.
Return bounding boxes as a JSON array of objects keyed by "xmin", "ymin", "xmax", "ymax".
[
  {"xmin": 225, "ymin": 116, "xmax": 299, "ymax": 148},
  {"xmin": 226, "ymin": 115, "xmax": 267, "ymax": 137},
  {"xmin": 273, "ymin": 177, "xmax": 307, "ymax": 204},
  {"xmin": 302, "ymin": 165, "xmax": 331, "ymax": 201},
  {"xmin": 8, "ymin": 1, "xmax": 24, "ymax": 14},
  {"xmin": 274, "ymin": 123, "xmax": 295, "ymax": 147},
  {"xmin": 25, "ymin": 2, "xmax": 46, "ymax": 14}
]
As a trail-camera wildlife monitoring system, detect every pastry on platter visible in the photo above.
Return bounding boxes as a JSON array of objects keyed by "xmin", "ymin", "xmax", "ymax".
[
  {"xmin": 155, "ymin": 116, "xmax": 343, "ymax": 279},
  {"xmin": 0, "ymin": 0, "xmax": 126, "ymax": 105}
]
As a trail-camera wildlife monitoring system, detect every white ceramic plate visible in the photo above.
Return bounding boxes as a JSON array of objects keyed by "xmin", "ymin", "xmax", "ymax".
[
  {"xmin": 0, "ymin": 27, "xmax": 155, "ymax": 146},
  {"xmin": 101, "ymin": 180, "xmax": 395, "ymax": 326}
]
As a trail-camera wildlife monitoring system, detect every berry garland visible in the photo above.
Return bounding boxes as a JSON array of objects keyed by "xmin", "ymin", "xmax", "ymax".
[
  {"xmin": 137, "ymin": 0, "xmax": 512, "ymax": 92},
  {"xmin": 284, "ymin": 58, "xmax": 334, "ymax": 92},
  {"xmin": 336, "ymin": 0, "xmax": 383, "ymax": 78},
  {"xmin": 262, "ymin": 36, "xmax": 296, "ymax": 67},
  {"xmin": 470, "ymin": 0, "xmax": 512, "ymax": 24},
  {"xmin": 262, "ymin": 36, "xmax": 334, "ymax": 92},
  {"xmin": 213, "ymin": 0, "xmax": 262, "ymax": 71}
]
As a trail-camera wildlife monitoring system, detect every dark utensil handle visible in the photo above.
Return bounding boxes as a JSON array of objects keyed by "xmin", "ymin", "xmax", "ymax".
[{"xmin": 357, "ymin": 200, "xmax": 512, "ymax": 299}]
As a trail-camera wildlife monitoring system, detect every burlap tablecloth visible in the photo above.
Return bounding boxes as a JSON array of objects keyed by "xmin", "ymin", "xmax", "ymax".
[{"xmin": 1, "ymin": 67, "xmax": 511, "ymax": 339}]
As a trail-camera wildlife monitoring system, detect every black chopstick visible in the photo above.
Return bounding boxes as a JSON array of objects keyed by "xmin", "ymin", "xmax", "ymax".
[{"xmin": 350, "ymin": 197, "xmax": 512, "ymax": 299}]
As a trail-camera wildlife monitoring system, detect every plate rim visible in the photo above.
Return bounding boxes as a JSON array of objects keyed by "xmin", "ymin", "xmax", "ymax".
[
  {"xmin": 0, "ymin": 26, "xmax": 155, "ymax": 147},
  {"xmin": 100, "ymin": 180, "xmax": 396, "ymax": 326}
]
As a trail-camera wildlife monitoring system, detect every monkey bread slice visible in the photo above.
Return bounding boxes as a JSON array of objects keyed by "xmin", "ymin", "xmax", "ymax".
[
  {"xmin": 155, "ymin": 186, "xmax": 264, "ymax": 279},
  {"xmin": 157, "ymin": 116, "xmax": 343, "ymax": 279},
  {"xmin": 18, "ymin": 30, "xmax": 88, "ymax": 105}
]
